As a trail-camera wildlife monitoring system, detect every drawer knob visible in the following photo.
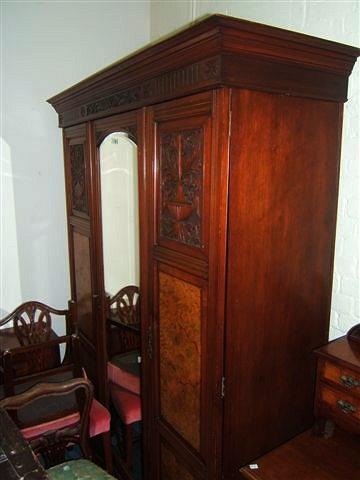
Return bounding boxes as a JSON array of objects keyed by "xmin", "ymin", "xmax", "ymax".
[
  {"xmin": 337, "ymin": 399, "xmax": 357, "ymax": 414},
  {"xmin": 340, "ymin": 375, "xmax": 359, "ymax": 388}
]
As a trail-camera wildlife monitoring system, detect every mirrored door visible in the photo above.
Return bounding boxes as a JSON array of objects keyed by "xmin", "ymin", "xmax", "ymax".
[{"xmin": 97, "ymin": 117, "xmax": 144, "ymax": 480}]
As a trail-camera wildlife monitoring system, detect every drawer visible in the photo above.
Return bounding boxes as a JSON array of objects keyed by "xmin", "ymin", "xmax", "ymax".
[
  {"xmin": 319, "ymin": 384, "xmax": 360, "ymax": 424},
  {"xmin": 321, "ymin": 361, "xmax": 360, "ymax": 396}
]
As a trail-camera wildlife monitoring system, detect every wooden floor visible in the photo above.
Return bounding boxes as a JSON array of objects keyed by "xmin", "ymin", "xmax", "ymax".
[{"xmin": 239, "ymin": 428, "xmax": 360, "ymax": 480}]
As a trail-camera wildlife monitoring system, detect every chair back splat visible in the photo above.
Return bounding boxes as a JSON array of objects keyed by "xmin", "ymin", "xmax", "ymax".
[{"xmin": 0, "ymin": 300, "xmax": 80, "ymax": 399}]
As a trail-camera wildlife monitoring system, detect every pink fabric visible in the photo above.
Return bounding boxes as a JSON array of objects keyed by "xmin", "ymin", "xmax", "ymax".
[
  {"xmin": 21, "ymin": 398, "xmax": 110, "ymax": 440},
  {"xmin": 21, "ymin": 412, "xmax": 79, "ymax": 440},
  {"xmin": 110, "ymin": 383, "xmax": 142, "ymax": 425},
  {"xmin": 89, "ymin": 398, "xmax": 111, "ymax": 437},
  {"xmin": 107, "ymin": 361, "xmax": 140, "ymax": 395}
]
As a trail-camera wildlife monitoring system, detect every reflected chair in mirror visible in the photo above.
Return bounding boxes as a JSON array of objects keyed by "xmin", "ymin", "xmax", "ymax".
[
  {"xmin": 0, "ymin": 378, "xmax": 117, "ymax": 479},
  {"xmin": 107, "ymin": 285, "xmax": 140, "ymax": 356},
  {"xmin": 0, "ymin": 301, "xmax": 113, "ymax": 474},
  {"xmin": 106, "ymin": 286, "xmax": 141, "ymax": 469}
]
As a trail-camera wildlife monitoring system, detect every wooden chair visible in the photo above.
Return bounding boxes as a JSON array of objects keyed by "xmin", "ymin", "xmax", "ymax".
[
  {"xmin": 106, "ymin": 286, "xmax": 141, "ymax": 469},
  {"xmin": 0, "ymin": 379, "xmax": 117, "ymax": 479},
  {"xmin": 0, "ymin": 301, "xmax": 77, "ymax": 398},
  {"xmin": 0, "ymin": 377, "xmax": 93, "ymax": 466},
  {"xmin": 0, "ymin": 300, "xmax": 113, "ymax": 474}
]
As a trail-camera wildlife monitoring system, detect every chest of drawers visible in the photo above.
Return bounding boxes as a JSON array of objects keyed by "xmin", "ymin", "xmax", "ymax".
[{"xmin": 314, "ymin": 333, "xmax": 360, "ymax": 435}]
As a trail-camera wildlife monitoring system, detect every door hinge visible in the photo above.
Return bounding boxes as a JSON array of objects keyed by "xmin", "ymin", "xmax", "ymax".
[
  {"xmin": 147, "ymin": 325, "xmax": 153, "ymax": 360},
  {"xmin": 221, "ymin": 376, "xmax": 225, "ymax": 399}
]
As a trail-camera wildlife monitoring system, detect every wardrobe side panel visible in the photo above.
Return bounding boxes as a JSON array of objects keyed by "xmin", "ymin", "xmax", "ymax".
[{"xmin": 223, "ymin": 89, "xmax": 342, "ymax": 477}]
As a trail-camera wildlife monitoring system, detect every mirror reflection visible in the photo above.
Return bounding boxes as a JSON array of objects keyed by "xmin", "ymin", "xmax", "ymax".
[
  {"xmin": 100, "ymin": 131, "xmax": 142, "ymax": 479},
  {"xmin": 100, "ymin": 132, "xmax": 139, "ymax": 297}
]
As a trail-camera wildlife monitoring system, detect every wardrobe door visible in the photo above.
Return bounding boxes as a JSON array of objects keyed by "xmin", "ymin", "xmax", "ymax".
[
  {"xmin": 147, "ymin": 90, "xmax": 230, "ymax": 480},
  {"xmin": 63, "ymin": 124, "xmax": 103, "ymax": 397}
]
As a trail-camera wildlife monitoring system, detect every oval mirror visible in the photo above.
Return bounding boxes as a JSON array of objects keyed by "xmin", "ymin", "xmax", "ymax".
[{"xmin": 99, "ymin": 132, "xmax": 139, "ymax": 297}]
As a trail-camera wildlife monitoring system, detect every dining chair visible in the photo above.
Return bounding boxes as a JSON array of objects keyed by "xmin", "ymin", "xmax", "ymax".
[
  {"xmin": 0, "ymin": 378, "xmax": 117, "ymax": 480},
  {"xmin": 106, "ymin": 286, "xmax": 141, "ymax": 468},
  {"xmin": 0, "ymin": 377, "xmax": 93, "ymax": 465},
  {"xmin": 0, "ymin": 300, "xmax": 113, "ymax": 474}
]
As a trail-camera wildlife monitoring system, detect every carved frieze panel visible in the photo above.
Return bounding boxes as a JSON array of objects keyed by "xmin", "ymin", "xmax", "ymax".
[
  {"xmin": 159, "ymin": 128, "xmax": 203, "ymax": 248},
  {"xmin": 58, "ymin": 56, "xmax": 221, "ymax": 127},
  {"xmin": 70, "ymin": 144, "xmax": 88, "ymax": 215}
]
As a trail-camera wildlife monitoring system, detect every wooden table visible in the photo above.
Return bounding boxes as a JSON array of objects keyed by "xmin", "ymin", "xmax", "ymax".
[{"xmin": 239, "ymin": 428, "xmax": 360, "ymax": 480}]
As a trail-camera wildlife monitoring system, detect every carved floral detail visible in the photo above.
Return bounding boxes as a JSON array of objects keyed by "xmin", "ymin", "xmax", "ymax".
[
  {"xmin": 70, "ymin": 144, "xmax": 88, "ymax": 215},
  {"xmin": 160, "ymin": 128, "xmax": 203, "ymax": 247}
]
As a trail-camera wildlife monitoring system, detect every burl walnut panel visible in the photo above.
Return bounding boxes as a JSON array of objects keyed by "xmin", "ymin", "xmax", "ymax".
[
  {"xmin": 159, "ymin": 127, "xmax": 204, "ymax": 248},
  {"xmin": 73, "ymin": 232, "xmax": 93, "ymax": 343},
  {"xmin": 161, "ymin": 444, "xmax": 195, "ymax": 480},
  {"xmin": 159, "ymin": 271, "xmax": 201, "ymax": 451}
]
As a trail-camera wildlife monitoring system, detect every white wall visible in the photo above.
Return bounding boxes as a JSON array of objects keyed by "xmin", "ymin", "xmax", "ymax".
[
  {"xmin": 1, "ymin": 2, "xmax": 150, "ymax": 316},
  {"xmin": 150, "ymin": 1, "xmax": 360, "ymax": 339}
]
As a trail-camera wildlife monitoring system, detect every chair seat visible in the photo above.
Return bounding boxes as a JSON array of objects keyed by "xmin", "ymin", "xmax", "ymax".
[
  {"xmin": 47, "ymin": 458, "xmax": 116, "ymax": 479},
  {"xmin": 107, "ymin": 351, "xmax": 140, "ymax": 395},
  {"xmin": 110, "ymin": 383, "xmax": 141, "ymax": 425},
  {"xmin": 89, "ymin": 398, "xmax": 111, "ymax": 437},
  {"xmin": 21, "ymin": 398, "xmax": 110, "ymax": 440}
]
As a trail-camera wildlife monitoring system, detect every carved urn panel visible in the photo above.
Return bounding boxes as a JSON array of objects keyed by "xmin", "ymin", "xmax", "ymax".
[
  {"xmin": 154, "ymin": 93, "xmax": 212, "ymax": 256},
  {"xmin": 159, "ymin": 128, "xmax": 203, "ymax": 248}
]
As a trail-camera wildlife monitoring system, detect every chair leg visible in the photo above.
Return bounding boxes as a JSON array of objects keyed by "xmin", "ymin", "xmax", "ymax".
[
  {"xmin": 125, "ymin": 423, "xmax": 133, "ymax": 469},
  {"xmin": 102, "ymin": 431, "xmax": 113, "ymax": 474}
]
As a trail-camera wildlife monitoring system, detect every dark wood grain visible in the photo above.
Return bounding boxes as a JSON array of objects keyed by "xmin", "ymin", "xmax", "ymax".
[
  {"xmin": 315, "ymin": 335, "xmax": 360, "ymax": 373},
  {"xmin": 161, "ymin": 443, "xmax": 195, "ymax": 480},
  {"xmin": 239, "ymin": 428, "xmax": 360, "ymax": 480},
  {"xmin": 222, "ymin": 88, "xmax": 344, "ymax": 477}
]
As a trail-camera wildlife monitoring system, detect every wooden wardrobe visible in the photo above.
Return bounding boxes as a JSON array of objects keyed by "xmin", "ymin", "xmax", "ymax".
[{"xmin": 48, "ymin": 15, "xmax": 359, "ymax": 480}]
